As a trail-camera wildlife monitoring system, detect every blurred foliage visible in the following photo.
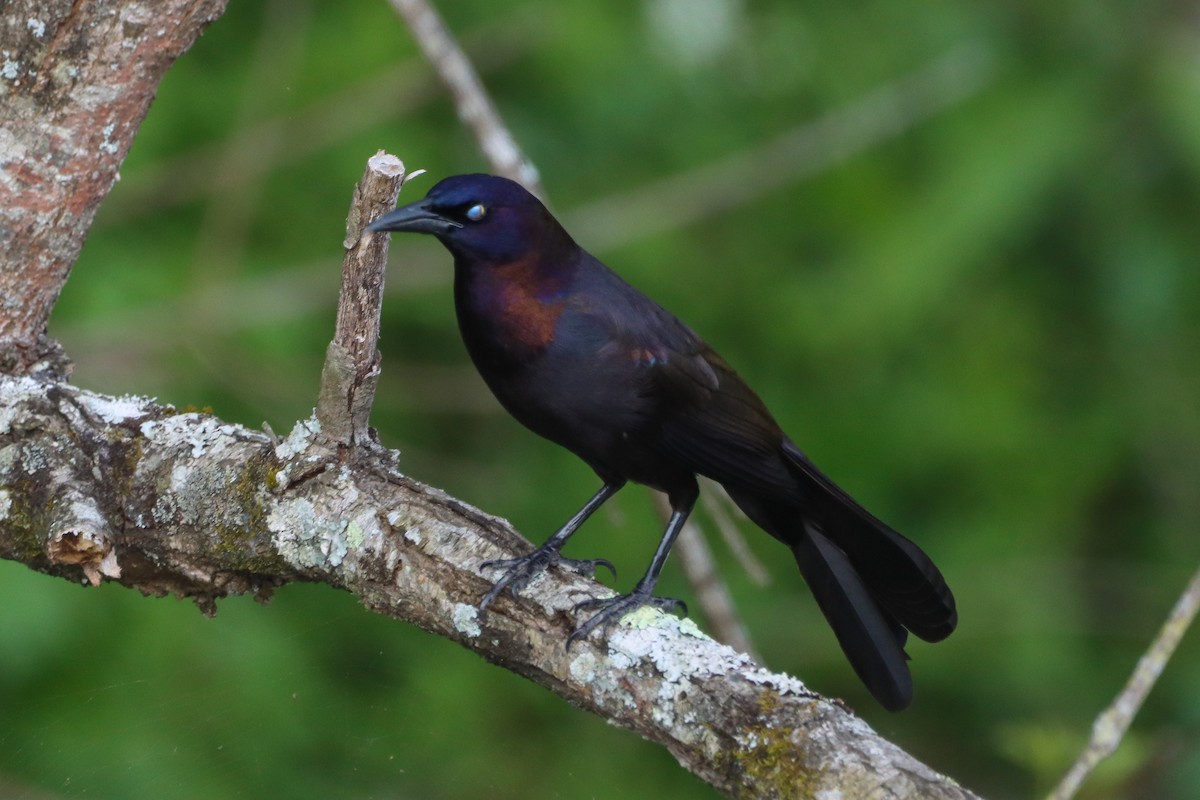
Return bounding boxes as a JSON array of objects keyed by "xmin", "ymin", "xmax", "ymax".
[{"xmin": 3, "ymin": 0, "xmax": 1199, "ymax": 797}]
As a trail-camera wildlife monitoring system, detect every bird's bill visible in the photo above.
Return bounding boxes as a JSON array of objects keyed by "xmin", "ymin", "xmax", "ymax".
[{"xmin": 366, "ymin": 200, "xmax": 462, "ymax": 236}]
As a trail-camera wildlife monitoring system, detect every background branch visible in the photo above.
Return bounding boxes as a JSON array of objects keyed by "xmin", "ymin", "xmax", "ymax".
[
  {"xmin": 1048, "ymin": 563, "xmax": 1200, "ymax": 800},
  {"xmin": 387, "ymin": 0, "xmax": 543, "ymax": 196}
]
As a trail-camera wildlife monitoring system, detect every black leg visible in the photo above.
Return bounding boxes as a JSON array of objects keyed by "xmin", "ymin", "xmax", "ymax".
[
  {"xmin": 566, "ymin": 487, "xmax": 697, "ymax": 646},
  {"xmin": 479, "ymin": 481, "xmax": 624, "ymax": 611}
]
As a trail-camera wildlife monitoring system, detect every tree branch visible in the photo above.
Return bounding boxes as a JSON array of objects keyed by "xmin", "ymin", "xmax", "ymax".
[
  {"xmin": 0, "ymin": 0, "xmax": 229, "ymax": 373},
  {"xmin": 0, "ymin": 374, "xmax": 977, "ymax": 800}
]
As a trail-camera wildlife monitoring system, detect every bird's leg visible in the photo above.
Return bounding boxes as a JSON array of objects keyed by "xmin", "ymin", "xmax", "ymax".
[
  {"xmin": 479, "ymin": 481, "xmax": 624, "ymax": 611},
  {"xmin": 566, "ymin": 490, "xmax": 696, "ymax": 647}
]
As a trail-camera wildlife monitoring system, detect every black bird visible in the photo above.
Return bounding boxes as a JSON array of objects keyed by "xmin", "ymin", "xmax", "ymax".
[{"xmin": 368, "ymin": 174, "xmax": 956, "ymax": 711}]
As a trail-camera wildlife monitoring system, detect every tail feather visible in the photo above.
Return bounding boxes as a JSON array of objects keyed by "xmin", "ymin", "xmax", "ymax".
[
  {"xmin": 781, "ymin": 440, "xmax": 957, "ymax": 642},
  {"xmin": 717, "ymin": 440, "xmax": 955, "ymax": 710},
  {"xmin": 792, "ymin": 523, "xmax": 913, "ymax": 712}
]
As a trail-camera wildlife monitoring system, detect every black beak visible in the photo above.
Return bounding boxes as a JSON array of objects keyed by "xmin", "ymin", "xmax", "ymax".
[{"xmin": 366, "ymin": 199, "xmax": 462, "ymax": 236}]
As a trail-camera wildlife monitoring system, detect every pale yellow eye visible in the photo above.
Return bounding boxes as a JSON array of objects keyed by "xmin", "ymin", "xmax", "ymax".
[{"xmin": 466, "ymin": 203, "xmax": 487, "ymax": 222}]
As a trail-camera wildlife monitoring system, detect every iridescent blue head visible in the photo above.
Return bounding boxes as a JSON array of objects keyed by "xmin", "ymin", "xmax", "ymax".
[{"xmin": 367, "ymin": 174, "xmax": 572, "ymax": 266}]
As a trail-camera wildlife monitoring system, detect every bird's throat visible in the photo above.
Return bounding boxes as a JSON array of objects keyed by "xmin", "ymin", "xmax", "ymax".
[{"xmin": 454, "ymin": 256, "xmax": 568, "ymax": 362}]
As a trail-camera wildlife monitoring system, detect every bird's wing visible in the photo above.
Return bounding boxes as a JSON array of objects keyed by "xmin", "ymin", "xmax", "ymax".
[
  {"xmin": 643, "ymin": 342, "xmax": 800, "ymax": 497},
  {"xmin": 564, "ymin": 263, "xmax": 799, "ymax": 495}
]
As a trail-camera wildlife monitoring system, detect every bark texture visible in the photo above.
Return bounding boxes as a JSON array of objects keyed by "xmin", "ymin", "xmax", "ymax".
[{"xmin": 0, "ymin": 0, "xmax": 228, "ymax": 372}]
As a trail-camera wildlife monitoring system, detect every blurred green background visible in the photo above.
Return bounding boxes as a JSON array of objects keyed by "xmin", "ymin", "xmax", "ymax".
[{"xmin": 3, "ymin": 0, "xmax": 1199, "ymax": 797}]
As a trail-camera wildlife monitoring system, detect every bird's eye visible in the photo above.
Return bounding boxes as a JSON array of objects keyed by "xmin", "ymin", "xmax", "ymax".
[{"xmin": 466, "ymin": 203, "xmax": 487, "ymax": 222}]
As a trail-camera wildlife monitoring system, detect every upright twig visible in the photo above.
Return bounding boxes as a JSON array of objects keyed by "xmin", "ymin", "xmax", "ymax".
[
  {"xmin": 387, "ymin": 0, "xmax": 543, "ymax": 197},
  {"xmin": 1048, "ymin": 563, "xmax": 1200, "ymax": 800},
  {"xmin": 315, "ymin": 152, "xmax": 414, "ymax": 448}
]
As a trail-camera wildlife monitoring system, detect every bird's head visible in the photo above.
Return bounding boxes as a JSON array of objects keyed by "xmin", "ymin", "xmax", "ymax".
[{"xmin": 367, "ymin": 173, "xmax": 571, "ymax": 266}]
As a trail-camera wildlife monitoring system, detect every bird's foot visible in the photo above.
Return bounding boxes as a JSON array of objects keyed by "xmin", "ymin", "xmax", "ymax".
[
  {"xmin": 479, "ymin": 547, "xmax": 616, "ymax": 611},
  {"xmin": 566, "ymin": 587, "xmax": 688, "ymax": 647}
]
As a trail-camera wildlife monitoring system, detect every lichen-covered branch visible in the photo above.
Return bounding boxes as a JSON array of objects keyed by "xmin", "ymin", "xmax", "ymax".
[
  {"xmin": 0, "ymin": 0, "xmax": 229, "ymax": 373},
  {"xmin": 0, "ymin": 374, "xmax": 977, "ymax": 800}
]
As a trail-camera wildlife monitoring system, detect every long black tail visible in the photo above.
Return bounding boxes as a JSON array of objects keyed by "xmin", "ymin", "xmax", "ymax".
[
  {"xmin": 724, "ymin": 441, "xmax": 956, "ymax": 711},
  {"xmin": 791, "ymin": 521, "xmax": 914, "ymax": 710},
  {"xmin": 780, "ymin": 439, "xmax": 957, "ymax": 644}
]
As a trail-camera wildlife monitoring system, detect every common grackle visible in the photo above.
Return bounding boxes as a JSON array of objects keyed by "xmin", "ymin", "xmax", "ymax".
[{"xmin": 368, "ymin": 174, "xmax": 956, "ymax": 711}]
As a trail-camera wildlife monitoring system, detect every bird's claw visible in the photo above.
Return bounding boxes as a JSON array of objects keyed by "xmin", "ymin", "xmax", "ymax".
[
  {"xmin": 565, "ymin": 589, "xmax": 688, "ymax": 648},
  {"xmin": 478, "ymin": 549, "xmax": 617, "ymax": 611},
  {"xmin": 574, "ymin": 556, "xmax": 618, "ymax": 580}
]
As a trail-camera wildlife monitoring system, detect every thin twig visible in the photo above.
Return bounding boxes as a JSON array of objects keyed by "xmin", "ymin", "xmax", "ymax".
[
  {"xmin": 1047, "ymin": 562, "xmax": 1200, "ymax": 800},
  {"xmin": 388, "ymin": 0, "xmax": 543, "ymax": 196},
  {"xmin": 701, "ymin": 480, "xmax": 771, "ymax": 586}
]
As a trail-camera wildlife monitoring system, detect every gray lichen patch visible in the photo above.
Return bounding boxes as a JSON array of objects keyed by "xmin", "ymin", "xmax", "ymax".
[
  {"xmin": 267, "ymin": 466, "xmax": 389, "ymax": 575},
  {"xmin": 77, "ymin": 391, "xmax": 157, "ymax": 426},
  {"xmin": 128, "ymin": 411, "xmax": 277, "ymax": 541},
  {"xmin": 144, "ymin": 446, "xmax": 243, "ymax": 529},
  {"xmin": 606, "ymin": 610, "xmax": 754, "ymax": 691},
  {"xmin": 452, "ymin": 603, "xmax": 481, "ymax": 638},
  {"xmin": 269, "ymin": 497, "xmax": 349, "ymax": 571},
  {"xmin": 140, "ymin": 413, "xmax": 243, "ymax": 460},
  {"xmin": 565, "ymin": 607, "xmax": 821, "ymax": 771},
  {"xmin": 272, "ymin": 417, "xmax": 327, "ymax": 488},
  {"xmin": 0, "ymin": 375, "xmax": 44, "ymax": 434},
  {"xmin": 564, "ymin": 608, "xmax": 757, "ymax": 739},
  {"xmin": 743, "ymin": 666, "xmax": 810, "ymax": 698}
]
